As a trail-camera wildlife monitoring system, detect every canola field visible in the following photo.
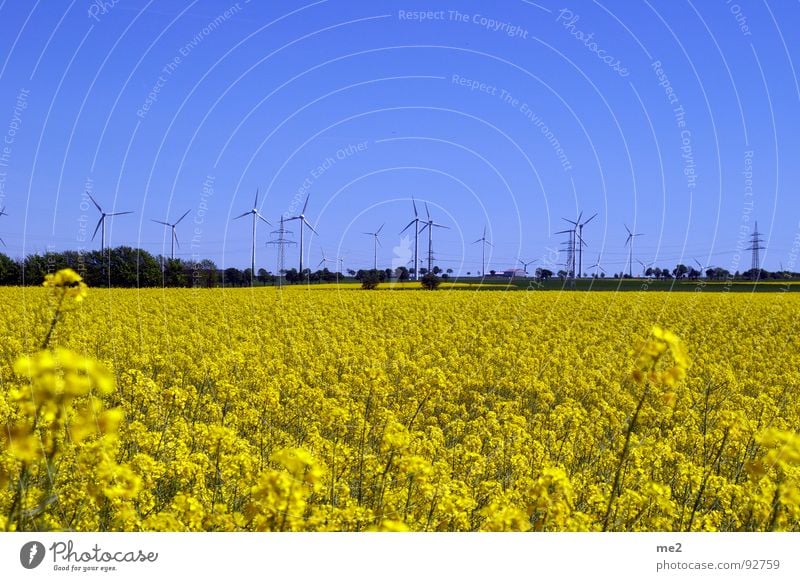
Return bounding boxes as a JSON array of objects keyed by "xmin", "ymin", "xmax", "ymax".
[{"xmin": 1, "ymin": 273, "xmax": 799, "ymax": 532}]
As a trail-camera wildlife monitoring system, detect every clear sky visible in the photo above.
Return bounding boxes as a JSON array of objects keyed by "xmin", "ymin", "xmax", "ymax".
[{"xmin": 0, "ymin": 0, "xmax": 798, "ymax": 275}]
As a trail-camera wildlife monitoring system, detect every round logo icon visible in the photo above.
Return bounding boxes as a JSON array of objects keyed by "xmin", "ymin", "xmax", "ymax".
[{"xmin": 20, "ymin": 541, "xmax": 46, "ymax": 569}]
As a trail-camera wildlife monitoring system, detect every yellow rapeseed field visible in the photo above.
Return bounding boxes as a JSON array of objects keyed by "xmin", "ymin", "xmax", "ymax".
[{"xmin": 1, "ymin": 272, "xmax": 799, "ymax": 532}]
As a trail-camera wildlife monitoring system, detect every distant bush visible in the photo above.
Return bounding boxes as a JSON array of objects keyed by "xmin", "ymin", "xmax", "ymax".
[
  {"xmin": 421, "ymin": 272, "xmax": 441, "ymax": 290},
  {"xmin": 361, "ymin": 271, "xmax": 381, "ymax": 290}
]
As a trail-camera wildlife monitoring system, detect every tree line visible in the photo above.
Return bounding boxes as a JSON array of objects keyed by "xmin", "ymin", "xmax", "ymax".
[{"xmin": 0, "ymin": 248, "xmax": 794, "ymax": 287}]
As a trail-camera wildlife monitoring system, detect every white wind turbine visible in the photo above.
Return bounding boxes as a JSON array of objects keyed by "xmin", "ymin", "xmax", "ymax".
[
  {"xmin": 589, "ymin": 255, "xmax": 606, "ymax": 278},
  {"xmin": 233, "ymin": 189, "xmax": 270, "ymax": 285},
  {"xmin": 473, "ymin": 226, "xmax": 492, "ymax": 277},
  {"xmin": 151, "ymin": 209, "xmax": 191, "ymax": 260},
  {"xmin": 399, "ymin": 197, "xmax": 422, "ymax": 280},
  {"xmin": 624, "ymin": 224, "xmax": 644, "ymax": 278},
  {"xmin": 363, "ymin": 223, "xmax": 384, "ymax": 271},
  {"xmin": 318, "ymin": 248, "xmax": 335, "ymax": 270},
  {"xmin": 88, "ymin": 193, "xmax": 134, "ymax": 253},
  {"xmin": 518, "ymin": 258, "xmax": 538, "ymax": 276},
  {"xmin": 287, "ymin": 194, "xmax": 318, "ymax": 276},
  {"xmin": 419, "ymin": 203, "xmax": 449, "ymax": 273},
  {"xmin": 0, "ymin": 206, "xmax": 7, "ymax": 247}
]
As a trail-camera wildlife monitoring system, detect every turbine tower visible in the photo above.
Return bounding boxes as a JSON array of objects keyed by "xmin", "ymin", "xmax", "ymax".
[
  {"xmin": 748, "ymin": 221, "xmax": 765, "ymax": 279},
  {"xmin": 287, "ymin": 194, "xmax": 318, "ymax": 277},
  {"xmin": 363, "ymin": 224, "xmax": 384, "ymax": 271},
  {"xmin": 473, "ymin": 226, "xmax": 492, "ymax": 277},
  {"xmin": 88, "ymin": 193, "xmax": 133, "ymax": 254},
  {"xmin": 399, "ymin": 197, "xmax": 422, "ymax": 280},
  {"xmin": 151, "ymin": 209, "xmax": 191, "ymax": 260},
  {"xmin": 575, "ymin": 213, "xmax": 596, "ymax": 278},
  {"xmin": 233, "ymin": 189, "xmax": 270, "ymax": 285},
  {"xmin": 419, "ymin": 203, "xmax": 448, "ymax": 273},
  {"xmin": 624, "ymin": 224, "xmax": 643, "ymax": 278}
]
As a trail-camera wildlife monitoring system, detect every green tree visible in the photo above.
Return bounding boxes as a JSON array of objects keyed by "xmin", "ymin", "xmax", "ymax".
[{"xmin": 0, "ymin": 252, "xmax": 20, "ymax": 284}]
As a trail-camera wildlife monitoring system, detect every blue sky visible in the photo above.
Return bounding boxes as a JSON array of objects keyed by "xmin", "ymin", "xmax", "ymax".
[{"xmin": 0, "ymin": 0, "xmax": 798, "ymax": 274}]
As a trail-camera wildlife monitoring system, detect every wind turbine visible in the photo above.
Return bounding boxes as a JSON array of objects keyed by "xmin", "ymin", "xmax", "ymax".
[
  {"xmin": 518, "ymin": 258, "xmax": 538, "ymax": 275},
  {"xmin": 363, "ymin": 223, "xmax": 384, "ymax": 270},
  {"xmin": 624, "ymin": 224, "xmax": 643, "ymax": 278},
  {"xmin": 419, "ymin": 203, "xmax": 448, "ymax": 273},
  {"xmin": 473, "ymin": 226, "xmax": 492, "ymax": 277},
  {"xmin": 151, "ymin": 209, "xmax": 191, "ymax": 260},
  {"xmin": 233, "ymin": 189, "xmax": 270, "ymax": 285},
  {"xmin": 0, "ymin": 206, "xmax": 7, "ymax": 247},
  {"xmin": 399, "ymin": 197, "xmax": 422, "ymax": 280},
  {"xmin": 318, "ymin": 248, "xmax": 335, "ymax": 270},
  {"xmin": 88, "ymin": 193, "xmax": 133, "ymax": 254},
  {"xmin": 694, "ymin": 258, "xmax": 713, "ymax": 279},
  {"xmin": 589, "ymin": 255, "xmax": 606, "ymax": 278},
  {"xmin": 576, "ymin": 213, "xmax": 596, "ymax": 278},
  {"xmin": 635, "ymin": 258, "xmax": 652, "ymax": 278},
  {"xmin": 287, "ymin": 194, "xmax": 318, "ymax": 277}
]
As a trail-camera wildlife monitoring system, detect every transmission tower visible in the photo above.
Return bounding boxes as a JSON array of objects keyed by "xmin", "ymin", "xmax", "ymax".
[
  {"xmin": 267, "ymin": 216, "xmax": 296, "ymax": 286},
  {"xmin": 747, "ymin": 221, "xmax": 765, "ymax": 279}
]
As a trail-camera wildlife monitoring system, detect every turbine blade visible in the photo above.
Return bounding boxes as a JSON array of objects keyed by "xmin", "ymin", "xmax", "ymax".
[
  {"xmin": 173, "ymin": 229, "xmax": 180, "ymax": 249},
  {"xmin": 175, "ymin": 209, "xmax": 191, "ymax": 225},
  {"xmin": 412, "ymin": 197, "xmax": 418, "ymax": 217},
  {"xmin": 151, "ymin": 219, "xmax": 170, "ymax": 226},
  {"xmin": 234, "ymin": 211, "xmax": 251, "ymax": 220},
  {"xmin": 91, "ymin": 217, "xmax": 103, "ymax": 241},
  {"xmin": 377, "ymin": 223, "xmax": 384, "ymax": 234},
  {"xmin": 0, "ymin": 237, "xmax": 5, "ymax": 247},
  {"xmin": 584, "ymin": 212, "xmax": 597, "ymax": 226},
  {"xmin": 302, "ymin": 194, "xmax": 310, "ymax": 214},
  {"xmin": 400, "ymin": 220, "xmax": 416, "ymax": 234},
  {"xmin": 304, "ymin": 218, "xmax": 318, "ymax": 235},
  {"xmin": 624, "ymin": 224, "xmax": 632, "ymax": 236},
  {"xmin": 376, "ymin": 238, "xmax": 382, "ymax": 247},
  {"xmin": 254, "ymin": 188, "xmax": 259, "ymax": 208},
  {"xmin": 472, "ymin": 238, "xmax": 482, "ymax": 244},
  {"xmin": 420, "ymin": 223, "xmax": 429, "ymax": 233},
  {"xmin": 257, "ymin": 212, "xmax": 271, "ymax": 225},
  {"xmin": 108, "ymin": 211, "xmax": 133, "ymax": 216},
  {"xmin": 87, "ymin": 192, "xmax": 102, "ymax": 213},
  {"xmin": 425, "ymin": 202, "xmax": 430, "ymax": 221}
]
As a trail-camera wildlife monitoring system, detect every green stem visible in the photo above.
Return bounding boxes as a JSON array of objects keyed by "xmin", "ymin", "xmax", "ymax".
[
  {"xmin": 41, "ymin": 291, "xmax": 65, "ymax": 349},
  {"xmin": 602, "ymin": 383, "xmax": 649, "ymax": 531}
]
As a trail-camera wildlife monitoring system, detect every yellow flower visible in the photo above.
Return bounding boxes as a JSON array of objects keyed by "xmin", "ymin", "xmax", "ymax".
[
  {"xmin": 631, "ymin": 326, "xmax": 688, "ymax": 387},
  {"xmin": 43, "ymin": 268, "xmax": 88, "ymax": 302}
]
